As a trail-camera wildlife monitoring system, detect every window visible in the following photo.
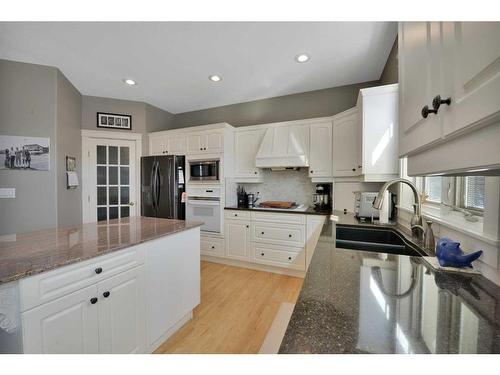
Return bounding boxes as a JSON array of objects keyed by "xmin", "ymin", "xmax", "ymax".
[
  {"xmin": 461, "ymin": 176, "xmax": 485, "ymax": 211},
  {"xmin": 424, "ymin": 177, "xmax": 442, "ymax": 204}
]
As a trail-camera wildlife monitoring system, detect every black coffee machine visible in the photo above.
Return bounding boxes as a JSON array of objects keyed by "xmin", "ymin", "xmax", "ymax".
[{"xmin": 313, "ymin": 184, "xmax": 332, "ymax": 210}]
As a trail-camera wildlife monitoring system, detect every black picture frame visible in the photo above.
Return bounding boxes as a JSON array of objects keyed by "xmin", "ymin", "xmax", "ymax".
[{"xmin": 96, "ymin": 112, "xmax": 132, "ymax": 130}]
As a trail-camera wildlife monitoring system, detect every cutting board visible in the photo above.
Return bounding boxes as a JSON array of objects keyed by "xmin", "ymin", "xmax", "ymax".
[{"xmin": 259, "ymin": 201, "xmax": 296, "ymax": 209}]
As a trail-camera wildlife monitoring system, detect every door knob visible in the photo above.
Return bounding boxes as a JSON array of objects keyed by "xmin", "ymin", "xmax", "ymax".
[
  {"xmin": 90, "ymin": 297, "xmax": 98, "ymax": 304},
  {"xmin": 421, "ymin": 105, "xmax": 437, "ymax": 119},
  {"xmin": 103, "ymin": 291, "xmax": 110, "ymax": 298},
  {"xmin": 432, "ymin": 95, "xmax": 451, "ymax": 111},
  {"xmin": 129, "ymin": 202, "xmax": 135, "ymax": 206}
]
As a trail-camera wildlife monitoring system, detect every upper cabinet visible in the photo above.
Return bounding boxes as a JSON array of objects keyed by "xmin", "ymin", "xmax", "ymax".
[
  {"xmin": 399, "ymin": 22, "xmax": 500, "ymax": 157},
  {"xmin": 332, "ymin": 108, "xmax": 361, "ymax": 177},
  {"xmin": 332, "ymin": 85, "xmax": 399, "ymax": 182},
  {"xmin": 149, "ymin": 134, "xmax": 186, "ymax": 155},
  {"xmin": 187, "ymin": 131, "xmax": 223, "ymax": 154},
  {"xmin": 233, "ymin": 128, "xmax": 265, "ymax": 182},
  {"xmin": 309, "ymin": 121, "xmax": 333, "ymax": 179}
]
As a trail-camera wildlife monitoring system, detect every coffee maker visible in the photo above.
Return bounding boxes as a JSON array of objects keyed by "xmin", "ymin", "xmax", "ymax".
[{"xmin": 313, "ymin": 184, "xmax": 332, "ymax": 210}]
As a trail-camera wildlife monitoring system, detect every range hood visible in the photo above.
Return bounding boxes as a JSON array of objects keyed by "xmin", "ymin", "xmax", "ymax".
[{"xmin": 255, "ymin": 126, "xmax": 309, "ymax": 169}]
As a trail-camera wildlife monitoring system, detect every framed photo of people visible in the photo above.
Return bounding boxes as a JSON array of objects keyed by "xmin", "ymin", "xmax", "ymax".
[
  {"xmin": 97, "ymin": 112, "xmax": 132, "ymax": 130},
  {"xmin": 0, "ymin": 134, "xmax": 50, "ymax": 171}
]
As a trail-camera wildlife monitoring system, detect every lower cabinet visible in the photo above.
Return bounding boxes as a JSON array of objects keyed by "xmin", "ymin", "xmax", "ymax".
[
  {"xmin": 20, "ymin": 227, "xmax": 201, "ymax": 354},
  {"xmin": 225, "ymin": 219, "xmax": 251, "ymax": 261},
  {"xmin": 22, "ymin": 284, "xmax": 100, "ymax": 354},
  {"xmin": 201, "ymin": 236, "xmax": 224, "ymax": 257},
  {"xmin": 253, "ymin": 243, "xmax": 305, "ymax": 271},
  {"xmin": 97, "ymin": 266, "xmax": 146, "ymax": 354}
]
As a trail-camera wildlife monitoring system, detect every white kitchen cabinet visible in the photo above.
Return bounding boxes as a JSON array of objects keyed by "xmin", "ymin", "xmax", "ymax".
[
  {"xmin": 233, "ymin": 129, "xmax": 265, "ymax": 182},
  {"xmin": 332, "ymin": 108, "xmax": 361, "ymax": 177},
  {"xmin": 149, "ymin": 134, "xmax": 186, "ymax": 155},
  {"xmin": 145, "ymin": 228, "xmax": 200, "ymax": 350},
  {"xmin": 97, "ymin": 266, "xmax": 146, "ymax": 354},
  {"xmin": 187, "ymin": 131, "xmax": 223, "ymax": 154},
  {"xmin": 399, "ymin": 22, "xmax": 500, "ymax": 159},
  {"xmin": 225, "ymin": 219, "xmax": 251, "ymax": 261},
  {"xmin": 201, "ymin": 235, "xmax": 225, "ymax": 256},
  {"xmin": 309, "ymin": 121, "xmax": 333, "ymax": 178},
  {"xmin": 441, "ymin": 22, "xmax": 500, "ymax": 137},
  {"xmin": 22, "ymin": 285, "xmax": 100, "ymax": 354},
  {"xmin": 358, "ymin": 84, "xmax": 399, "ymax": 181}
]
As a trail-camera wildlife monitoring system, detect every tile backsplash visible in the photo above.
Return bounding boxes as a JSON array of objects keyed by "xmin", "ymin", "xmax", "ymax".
[{"xmin": 240, "ymin": 169, "xmax": 315, "ymax": 206}]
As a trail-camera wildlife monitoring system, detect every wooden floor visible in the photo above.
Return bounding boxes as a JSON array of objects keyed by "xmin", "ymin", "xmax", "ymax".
[{"xmin": 154, "ymin": 261, "xmax": 303, "ymax": 354}]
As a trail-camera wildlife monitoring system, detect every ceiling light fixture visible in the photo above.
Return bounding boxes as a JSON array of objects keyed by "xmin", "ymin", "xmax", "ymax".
[
  {"xmin": 123, "ymin": 78, "xmax": 137, "ymax": 85},
  {"xmin": 209, "ymin": 75, "xmax": 222, "ymax": 82},
  {"xmin": 295, "ymin": 54, "xmax": 310, "ymax": 63}
]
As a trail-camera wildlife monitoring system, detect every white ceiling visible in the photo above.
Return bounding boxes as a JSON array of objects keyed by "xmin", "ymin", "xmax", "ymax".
[{"xmin": 0, "ymin": 22, "xmax": 397, "ymax": 114}]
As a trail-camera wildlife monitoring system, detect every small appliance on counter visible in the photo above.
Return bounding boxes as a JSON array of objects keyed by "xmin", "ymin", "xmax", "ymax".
[
  {"xmin": 237, "ymin": 185, "xmax": 248, "ymax": 208},
  {"xmin": 354, "ymin": 191, "xmax": 396, "ymax": 221},
  {"xmin": 313, "ymin": 184, "xmax": 332, "ymax": 210}
]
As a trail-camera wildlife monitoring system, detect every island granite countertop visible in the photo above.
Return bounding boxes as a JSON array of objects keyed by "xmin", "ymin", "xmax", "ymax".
[
  {"xmin": 279, "ymin": 211, "xmax": 500, "ymax": 354},
  {"xmin": 0, "ymin": 217, "xmax": 203, "ymax": 285}
]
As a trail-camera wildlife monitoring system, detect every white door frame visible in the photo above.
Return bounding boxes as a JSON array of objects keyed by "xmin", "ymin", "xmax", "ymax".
[{"xmin": 82, "ymin": 130, "xmax": 143, "ymax": 223}]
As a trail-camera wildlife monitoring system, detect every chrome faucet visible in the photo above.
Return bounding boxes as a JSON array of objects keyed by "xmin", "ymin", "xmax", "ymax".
[{"xmin": 372, "ymin": 178, "xmax": 423, "ymax": 239}]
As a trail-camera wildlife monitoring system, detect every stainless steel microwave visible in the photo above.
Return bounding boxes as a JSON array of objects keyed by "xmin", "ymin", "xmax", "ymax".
[{"xmin": 188, "ymin": 159, "xmax": 220, "ymax": 181}]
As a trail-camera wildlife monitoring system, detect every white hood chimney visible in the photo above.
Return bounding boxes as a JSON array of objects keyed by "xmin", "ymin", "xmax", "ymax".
[{"xmin": 255, "ymin": 125, "xmax": 309, "ymax": 169}]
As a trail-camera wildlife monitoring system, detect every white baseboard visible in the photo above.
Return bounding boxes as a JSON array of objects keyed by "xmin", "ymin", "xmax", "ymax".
[
  {"xmin": 148, "ymin": 311, "xmax": 193, "ymax": 353},
  {"xmin": 259, "ymin": 302, "xmax": 295, "ymax": 354},
  {"xmin": 201, "ymin": 255, "xmax": 305, "ymax": 278}
]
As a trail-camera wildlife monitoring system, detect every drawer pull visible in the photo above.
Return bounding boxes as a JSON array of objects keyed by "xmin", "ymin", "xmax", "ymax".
[
  {"xmin": 288, "ymin": 257, "xmax": 292, "ymax": 261},
  {"xmin": 235, "ymin": 214, "xmax": 238, "ymax": 217},
  {"xmin": 90, "ymin": 297, "xmax": 98, "ymax": 304},
  {"xmin": 288, "ymin": 234, "xmax": 292, "ymax": 238},
  {"xmin": 95, "ymin": 267, "xmax": 103, "ymax": 274},
  {"xmin": 246, "ymin": 225, "xmax": 249, "ymax": 228},
  {"xmin": 211, "ymin": 245, "xmax": 215, "ymax": 249},
  {"xmin": 103, "ymin": 291, "xmax": 110, "ymax": 298},
  {"xmin": 261, "ymin": 252, "xmax": 265, "ymax": 256},
  {"xmin": 261, "ymin": 231, "xmax": 265, "ymax": 235}
]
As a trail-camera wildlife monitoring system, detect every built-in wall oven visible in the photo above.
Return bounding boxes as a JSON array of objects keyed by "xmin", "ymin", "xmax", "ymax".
[
  {"xmin": 188, "ymin": 159, "xmax": 219, "ymax": 182},
  {"xmin": 186, "ymin": 186, "xmax": 222, "ymax": 233}
]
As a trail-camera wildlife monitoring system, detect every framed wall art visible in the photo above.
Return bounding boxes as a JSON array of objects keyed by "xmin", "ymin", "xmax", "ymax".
[{"xmin": 97, "ymin": 112, "xmax": 132, "ymax": 130}]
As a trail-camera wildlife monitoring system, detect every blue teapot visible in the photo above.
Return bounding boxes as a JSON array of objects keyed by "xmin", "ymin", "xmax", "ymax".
[{"xmin": 436, "ymin": 237, "xmax": 483, "ymax": 268}]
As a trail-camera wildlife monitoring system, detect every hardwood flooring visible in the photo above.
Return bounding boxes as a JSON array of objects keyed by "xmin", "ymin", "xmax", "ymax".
[{"xmin": 154, "ymin": 261, "xmax": 303, "ymax": 354}]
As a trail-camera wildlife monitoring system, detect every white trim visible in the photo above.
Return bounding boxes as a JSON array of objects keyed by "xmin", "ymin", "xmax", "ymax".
[
  {"xmin": 148, "ymin": 122, "xmax": 232, "ymax": 136},
  {"xmin": 81, "ymin": 131, "xmax": 142, "ymax": 223},
  {"xmin": 81, "ymin": 129, "xmax": 143, "ymax": 141}
]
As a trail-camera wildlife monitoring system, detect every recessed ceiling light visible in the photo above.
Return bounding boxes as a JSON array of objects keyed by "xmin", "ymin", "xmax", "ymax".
[
  {"xmin": 209, "ymin": 75, "xmax": 222, "ymax": 82},
  {"xmin": 123, "ymin": 78, "xmax": 137, "ymax": 85},
  {"xmin": 295, "ymin": 54, "xmax": 310, "ymax": 63}
]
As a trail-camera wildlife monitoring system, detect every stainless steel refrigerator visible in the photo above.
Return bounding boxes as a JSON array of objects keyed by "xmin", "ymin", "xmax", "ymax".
[{"xmin": 141, "ymin": 155, "xmax": 185, "ymax": 219}]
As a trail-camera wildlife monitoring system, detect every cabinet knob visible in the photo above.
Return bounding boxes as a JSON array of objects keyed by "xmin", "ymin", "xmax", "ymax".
[
  {"xmin": 95, "ymin": 267, "xmax": 103, "ymax": 274},
  {"xmin": 211, "ymin": 245, "xmax": 215, "ymax": 249},
  {"xmin": 90, "ymin": 297, "xmax": 98, "ymax": 304},
  {"xmin": 204, "ymin": 147, "xmax": 207, "ymax": 150},
  {"xmin": 261, "ymin": 252, "xmax": 265, "ymax": 256},
  {"xmin": 103, "ymin": 291, "xmax": 110, "ymax": 298},
  {"xmin": 200, "ymin": 148, "xmax": 203, "ymax": 151},
  {"xmin": 254, "ymin": 171, "xmax": 258, "ymax": 174},
  {"xmin": 246, "ymin": 225, "xmax": 249, "ymax": 228},
  {"xmin": 421, "ymin": 105, "xmax": 437, "ymax": 119},
  {"xmin": 288, "ymin": 234, "xmax": 292, "ymax": 238},
  {"xmin": 358, "ymin": 165, "xmax": 362, "ymax": 169},
  {"xmin": 310, "ymin": 170, "xmax": 314, "ymax": 174},
  {"xmin": 288, "ymin": 257, "xmax": 292, "ymax": 261},
  {"xmin": 352, "ymin": 168, "xmax": 356, "ymax": 172},
  {"xmin": 261, "ymin": 231, "xmax": 265, "ymax": 235},
  {"xmin": 235, "ymin": 214, "xmax": 238, "ymax": 217},
  {"xmin": 432, "ymin": 95, "xmax": 452, "ymax": 111}
]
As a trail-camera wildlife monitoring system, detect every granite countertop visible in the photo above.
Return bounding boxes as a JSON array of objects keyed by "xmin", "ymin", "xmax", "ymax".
[
  {"xmin": 279, "ymin": 211, "xmax": 500, "ymax": 354},
  {"xmin": 224, "ymin": 205, "xmax": 332, "ymax": 216},
  {"xmin": 0, "ymin": 217, "xmax": 203, "ymax": 284}
]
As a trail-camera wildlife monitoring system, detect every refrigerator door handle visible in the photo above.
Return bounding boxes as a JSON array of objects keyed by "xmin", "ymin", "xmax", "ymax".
[
  {"xmin": 150, "ymin": 160, "xmax": 156, "ymax": 213},
  {"xmin": 152, "ymin": 160, "xmax": 159, "ymax": 213},
  {"xmin": 155, "ymin": 160, "xmax": 161, "ymax": 213}
]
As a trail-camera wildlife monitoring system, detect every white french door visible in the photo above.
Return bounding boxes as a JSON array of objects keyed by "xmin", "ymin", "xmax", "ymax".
[{"xmin": 83, "ymin": 137, "xmax": 138, "ymax": 223}]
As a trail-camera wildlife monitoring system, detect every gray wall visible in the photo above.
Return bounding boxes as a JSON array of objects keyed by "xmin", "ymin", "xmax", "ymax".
[
  {"xmin": 145, "ymin": 103, "xmax": 175, "ymax": 133},
  {"xmin": 172, "ymin": 80, "xmax": 380, "ymax": 129},
  {"xmin": 0, "ymin": 59, "xmax": 58, "ymax": 235},
  {"xmin": 379, "ymin": 38, "xmax": 398, "ymax": 85},
  {"xmin": 56, "ymin": 70, "xmax": 82, "ymax": 227}
]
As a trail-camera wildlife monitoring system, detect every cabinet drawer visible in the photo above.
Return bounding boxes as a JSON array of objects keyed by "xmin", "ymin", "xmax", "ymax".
[
  {"xmin": 19, "ymin": 245, "xmax": 145, "ymax": 312},
  {"xmin": 224, "ymin": 210, "xmax": 251, "ymax": 220},
  {"xmin": 252, "ymin": 222, "xmax": 305, "ymax": 247},
  {"xmin": 253, "ymin": 243, "xmax": 305, "ymax": 271},
  {"xmin": 200, "ymin": 236, "xmax": 224, "ymax": 256},
  {"xmin": 251, "ymin": 212, "xmax": 306, "ymax": 225}
]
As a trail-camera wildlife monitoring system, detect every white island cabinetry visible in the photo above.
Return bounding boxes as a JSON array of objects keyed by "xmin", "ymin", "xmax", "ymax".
[{"xmin": 19, "ymin": 226, "xmax": 200, "ymax": 354}]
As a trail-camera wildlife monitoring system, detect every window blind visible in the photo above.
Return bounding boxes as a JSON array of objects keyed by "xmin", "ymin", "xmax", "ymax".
[{"xmin": 465, "ymin": 176, "xmax": 485, "ymax": 210}]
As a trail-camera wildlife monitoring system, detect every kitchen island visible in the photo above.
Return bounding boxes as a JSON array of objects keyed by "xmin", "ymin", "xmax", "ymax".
[
  {"xmin": 0, "ymin": 217, "xmax": 203, "ymax": 354},
  {"xmin": 279, "ymin": 211, "xmax": 500, "ymax": 354}
]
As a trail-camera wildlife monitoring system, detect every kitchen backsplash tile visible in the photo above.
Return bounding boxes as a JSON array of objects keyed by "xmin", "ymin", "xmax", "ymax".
[{"xmin": 240, "ymin": 169, "xmax": 316, "ymax": 206}]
